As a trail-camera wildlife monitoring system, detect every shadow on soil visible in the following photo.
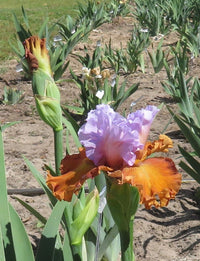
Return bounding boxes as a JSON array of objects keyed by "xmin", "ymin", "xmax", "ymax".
[{"xmin": 135, "ymin": 188, "xmax": 200, "ymax": 257}]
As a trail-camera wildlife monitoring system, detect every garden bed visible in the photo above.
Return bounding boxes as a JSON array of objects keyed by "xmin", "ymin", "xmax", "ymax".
[{"xmin": 0, "ymin": 16, "xmax": 200, "ymax": 260}]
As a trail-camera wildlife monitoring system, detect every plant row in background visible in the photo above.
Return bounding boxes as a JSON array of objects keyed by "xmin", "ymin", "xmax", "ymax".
[
  {"xmin": 133, "ymin": 0, "xmax": 200, "ymax": 189},
  {"xmin": 1, "ymin": 0, "xmax": 200, "ymax": 260},
  {"xmin": 10, "ymin": 0, "xmax": 200, "ymax": 80}
]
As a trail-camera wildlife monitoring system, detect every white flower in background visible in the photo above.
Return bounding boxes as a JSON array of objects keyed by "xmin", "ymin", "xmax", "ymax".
[
  {"xmin": 140, "ymin": 28, "xmax": 149, "ymax": 33},
  {"xmin": 95, "ymin": 90, "xmax": 104, "ymax": 99},
  {"xmin": 71, "ymin": 28, "xmax": 76, "ymax": 34},
  {"xmin": 82, "ymin": 67, "xmax": 91, "ymax": 79}
]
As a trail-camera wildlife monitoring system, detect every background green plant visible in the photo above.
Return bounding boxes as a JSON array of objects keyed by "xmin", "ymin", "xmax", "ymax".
[
  {"xmin": 170, "ymin": 109, "xmax": 200, "ymax": 184},
  {"xmin": 69, "ymin": 68, "xmax": 139, "ymax": 115},
  {"xmin": 133, "ymin": 0, "xmax": 200, "ymax": 37},
  {"xmin": 133, "ymin": 0, "xmax": 170, "ymax": 36},
  {"xmin": 11, "ymin": 1, "xmax": 131, "ymax": 81},
  {"xmin": 104, "ymin": 26, "xmax": 150, "ymax": 74},
  {"xmin": 1, "ymin": 86, "xmax": 25, "ymax": 105}
]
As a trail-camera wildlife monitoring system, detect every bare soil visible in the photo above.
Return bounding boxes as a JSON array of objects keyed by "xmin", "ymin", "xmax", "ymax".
[{"xmin": 0, "ymin": 16, "xmax": 200, "ymax": 261}]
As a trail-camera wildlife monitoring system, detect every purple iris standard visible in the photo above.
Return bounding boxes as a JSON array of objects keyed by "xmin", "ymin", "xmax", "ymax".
[{"xmin": 78, "ymin": 104, "xmax": 159, "ymax": 169}]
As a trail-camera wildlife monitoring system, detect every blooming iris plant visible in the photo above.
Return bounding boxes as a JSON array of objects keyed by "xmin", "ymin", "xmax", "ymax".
[{"xmin": 47, "ymin": 104, "xmax": 181, "ymax": 209}]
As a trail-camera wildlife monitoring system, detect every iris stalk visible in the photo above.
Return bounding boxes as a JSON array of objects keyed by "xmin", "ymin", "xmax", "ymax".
[{"xmin": 54, "ymin": 129, "xmax": 63, "ymax": 175}]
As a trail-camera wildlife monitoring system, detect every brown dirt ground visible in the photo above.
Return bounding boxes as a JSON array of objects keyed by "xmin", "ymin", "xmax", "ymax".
[{"xmin": 0, "ymin": 16, "xmax": 200, "ymax": 261}]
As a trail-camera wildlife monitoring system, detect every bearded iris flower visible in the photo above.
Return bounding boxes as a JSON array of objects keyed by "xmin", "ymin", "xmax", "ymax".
[{"xmin": 47, "ymin": 104, "xmax": 181, "ymax": 209}]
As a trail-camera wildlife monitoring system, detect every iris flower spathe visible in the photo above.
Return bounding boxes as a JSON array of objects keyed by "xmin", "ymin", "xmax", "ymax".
[{"xmin": 47, "ymin": 104, "xmax": 181, "ymax": 209}]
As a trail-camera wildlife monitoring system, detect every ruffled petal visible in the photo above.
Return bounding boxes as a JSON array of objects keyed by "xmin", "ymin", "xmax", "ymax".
[
  {"xmin": 135, "ymin": 134, "xmax": 173, "ymax": 163},
  {"xmin": 78, "ymin": 104, "xmax": 143, "ymax": 168},
  {"xmin": 46, "ymin": 148, "xmax": 99, "ymax": 201},
  {"xmin": 127, "ymin": 105, "xmax": 159, "ymax": 144},
  {"xmin": 122, "ymin": 157, "xmax": 181, "ymax": 209}
]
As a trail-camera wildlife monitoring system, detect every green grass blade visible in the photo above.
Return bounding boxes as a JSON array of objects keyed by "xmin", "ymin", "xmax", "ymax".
[
  {"xmin": 1, "ymin": 122, "xmax": 20, "ymax": 132},
  {"xmin": 179, "ymin": 146, "xmax": 200, "ymax": 183},
  {"xmin": 9, "ymin": 203, "xmax": 35, "ymax": 261},
  {"xmin": 53, "ymin": 234, "xmax": 65, "ymax": 261},
  {"xmin": 62, "ymin": 117, "xmax": 81, "ymax": 149},
  {"xmin": 117, "ymin": 80, "xmax": 126, "ymax": 100},
  {"xmin": 21, "ymin": 6, "xmax": 29, "ymax": 28},
  {"xmin": 45, "ymin": 164, "xmax": 56, "ymax": 177},
  {"xmin": 24, "ymin": 157, "xmax": 57, "ymax": 206},
  {"xmin": 38, "ymin": 17, "xmax": 49, "ymax": 38},
  {"xmin": 0, "ymin": 227, "xmax": 6, "ymax": 261},
  {"xmin": 0, "ymin": 126, "xmax": 16, "ymax": 260},
  {"xmin": 114, "ymin": 83, "xmax": 139, "ymax": 109},
  {"xmin": 84, "ymin": 229, "xmax": 96, "ymax": 261},
  {"xmin": 179, "ymin": 146, "xmax": 200, "ymax": 173},
  {"xmin": 62, "ymin": 109, "xmax": 80, "ymax": 133},
  {"xmin": 123, "ymin": 83, "xmax": 139, "ymax": 101},
  {"xmin": 36, "ymin": 200, "xmax": 67, "ymax": 261},
  {"xmin": 62, "ymin": 230, "xmax": 74, "ymax": 261},
  {"xmin": 179, "ymin": 161, "xmax": 200, "ymax": 184},
  {"xmin": 12, "ymin": 12, "xmax": 31, "ymax": 42},
  {"xmin": 14, "ymin": 196, "xmax": 47, "ymax": 225},
  {"xmin": 65, "ymin": 128, "xmax": 71, "ymax": 154},
  {"xmin": 63, "ymin": 104, "xmax": 84, "ymax": 115},
  {"xmin": 98, "ymin": 224, "xmax": 118, "ymax": 260},
  {"xmin": 170, "ymin": 112, "xmax": 200, "ymax": 155}
]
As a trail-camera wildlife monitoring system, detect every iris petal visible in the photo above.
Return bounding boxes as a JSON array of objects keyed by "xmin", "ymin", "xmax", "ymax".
[
  {"xmin": 78, "ymin": 104, "xmax": 143, "ymax": 168},
  {"xmin": 46, "ymin": 148, "xmax": 99, "ymax": 201},
  {"xmin": 122, "ymin": 157, "xmax": 181, "ymax": 209},
  {"xmin": 127, "ymin": 105, "xmax": 159, "ymax": 144},
  {"xmin": 46, "ymin": 148, "xmax": 112, "ymax": 201},
  {"xmin": 135, "ymin": 134, "xmax": 173, "ymax": 162}
]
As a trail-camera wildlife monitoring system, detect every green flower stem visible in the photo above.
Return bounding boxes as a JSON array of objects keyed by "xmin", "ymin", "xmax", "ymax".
[
  {"xmin": 0, "ymin": 128, "xmax": 9, "ymax": 222},
  {"xmin": 53, "ymin": 129, "xmax": 63, "ymax": 175},
  {"xmin": 119, "ymin": 219, "xmax": 135, "ymax": 261}
]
